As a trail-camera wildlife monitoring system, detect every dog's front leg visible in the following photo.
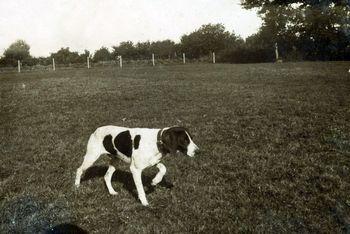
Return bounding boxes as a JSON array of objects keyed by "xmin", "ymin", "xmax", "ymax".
[
  {"xmin": 130, "ymin": 164, "xmax": 148, "ymax": 206},
  {"xmin": 151, "ymin": 163, "xmax": 166, "ymax": 186}
]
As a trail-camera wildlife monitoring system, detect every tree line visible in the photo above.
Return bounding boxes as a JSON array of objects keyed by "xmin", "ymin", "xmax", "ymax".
[
  {"xmin": 0, "ymin": 23, "xmax": 243, "ymax": 66},
  {"xmin": 1, "ymin": 0, "xmax": 349, "ymax": 66}
]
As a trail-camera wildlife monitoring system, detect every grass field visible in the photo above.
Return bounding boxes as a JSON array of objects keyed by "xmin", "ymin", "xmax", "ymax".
[{"xmin": 0, "ymin": 62, "xmax": 349, "ymax": 233}]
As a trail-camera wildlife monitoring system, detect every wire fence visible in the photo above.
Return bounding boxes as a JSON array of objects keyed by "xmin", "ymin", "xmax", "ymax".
[{"xmin": 0, "ymin": 54, "xmax": 216, "ymax": 73}]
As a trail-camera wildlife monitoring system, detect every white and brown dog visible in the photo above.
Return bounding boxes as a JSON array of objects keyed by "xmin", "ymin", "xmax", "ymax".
[{"xmin": 75, "ymin": 126, "xmax": 199, "ymax": 206}]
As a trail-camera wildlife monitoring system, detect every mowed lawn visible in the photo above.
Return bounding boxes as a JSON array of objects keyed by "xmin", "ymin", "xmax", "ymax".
[{"xmin": 0, "ymin": 62, "xmax": 349, "ymax": 233}]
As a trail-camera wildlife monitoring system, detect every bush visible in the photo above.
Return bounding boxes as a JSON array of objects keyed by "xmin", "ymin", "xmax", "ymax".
[{"xmin": 218, "ymin": 47, "xmax": 275, "ymax": 63}]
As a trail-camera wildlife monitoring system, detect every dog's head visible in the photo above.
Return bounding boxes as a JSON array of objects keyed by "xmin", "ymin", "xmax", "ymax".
[{"xmin": 161, "ymin": 127, "xmax": 199, "ymax": 157}]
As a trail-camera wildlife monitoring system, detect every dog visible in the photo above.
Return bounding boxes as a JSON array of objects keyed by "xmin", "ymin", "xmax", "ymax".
[{"xmin": 75, "ymin": 126, "xmax": 199, "ymax": 206}]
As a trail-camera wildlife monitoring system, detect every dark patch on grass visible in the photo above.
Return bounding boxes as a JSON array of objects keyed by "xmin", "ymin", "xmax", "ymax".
[
  {"xmin": 330, "ymin": 200, "xmax": 350, "ymax": 233},
  {"xmin": 324, "ymin": 128, "xmax": 350, "ymax": 152},
  {"xmin": 0, "ymin": 195, "xmax": 74, "ymax": 233},
  {"xmin": 258, "ymin": 209, "xmax": 308, "ymax": 233},
  {"xmin": 81, "ymin": 165, "xmax": 173, "ymax": 200},
  {"xmin": 80, "ymin": 165, "xmax": 109, "ymax": 182},
  {"xmin": 45, "ymin": 223, "xmax": 88, "ymax": 234},
  {"xmin": 0, "ymin": 166, "xmax": 11, "ymax": 180}
]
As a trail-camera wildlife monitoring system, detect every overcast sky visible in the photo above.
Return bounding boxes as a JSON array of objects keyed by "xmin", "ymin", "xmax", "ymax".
[{"xmin": 0, "ymin": 0, "xmax": 262, "ymax": 57}]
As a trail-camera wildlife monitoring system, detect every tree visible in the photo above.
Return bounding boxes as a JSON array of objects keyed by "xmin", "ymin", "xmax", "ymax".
[
  {"xmin": 33, "ymin": 56, "xmax": 52, "ymax": 66},
  {"xmin": 218, "ymin": 31, "xmax": 274, "ymax": 63},
  {"xmin": 149, "ymin": 40, "xmax": 176, "ymax": 59},
  {"xmin": 92, "ymin": 47, "xmax": 111, "ymax": 62},
  {"xmin": 241, "ymin": 0, "xmax": 349, "ymax": 9},
  {"xmin": 241, "ymin": 0, "xmax": 350, "ymax": 60},
  {"xmin": 50, "ymin": 47, "xmax": 80, "ymax": 65},
  {"xmin": 79, "ymin": 50, "xmax": 91, "ymax": 63},
  {"xmin": 2, "ymin": 40, "xmax": 31, "ymax": 66},
  {"xmin": 135, "ymin": 41, "xmax": 151, "ymax": 59},
  {"xmin": 180, "ymin": 24, "xmax": 241, "ymax": 58},
  {"xmin": 112, "ymin": 41, "xmax": 137, "ymax": 59}
]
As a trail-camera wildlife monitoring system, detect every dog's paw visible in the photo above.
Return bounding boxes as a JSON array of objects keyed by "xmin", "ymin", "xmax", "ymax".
[
  {"xmin": 140, "ymin": 198, "xmax": 149, "ymax": 206},
  {"xmin": 107, "ymin": 188, "xmax": 118, "ymax": 195},
  {"xmin": 109, "ymin": 190, "xmax": 118, "ymax": 195},
  {"xmin": 141, "ymin": 201, "xmax": 149, "ymax": 206}
]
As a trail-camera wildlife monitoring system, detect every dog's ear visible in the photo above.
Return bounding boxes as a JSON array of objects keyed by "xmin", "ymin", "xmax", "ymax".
[
  {"xmin": 161, "ymin": 127, "xmax": 190, "ymax": 155},
  {"xmin": 161, "ymin": 129, "xmax": 178, "ymax": 154}
]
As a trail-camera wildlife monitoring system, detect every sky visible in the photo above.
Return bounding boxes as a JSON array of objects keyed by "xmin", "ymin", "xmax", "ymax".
[{"xmin": 0, "ymin": 0, "xmax": 262, "ymax": 57}]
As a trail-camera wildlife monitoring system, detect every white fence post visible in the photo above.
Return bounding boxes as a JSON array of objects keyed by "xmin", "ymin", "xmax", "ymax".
[
  {"xmin": 275, "ymin": 42, "xmax": 282, "ymax": 63},
  {"xmin": 118, "ymin": 56, "xmax": 123, "ymax": 68},
  {"xmin": 275, "ymin": 42, "xmax": 279, "ymax": 61},
  {"xmin": 152, "ymin": 53, "xmax": 155, "ymax": 66},
  {"xmin": 183, "ymin": 53, "xmax": 186, "ymax": 64},
  {"xmin": 87, "ymin": 56, "xmax": 90, "ymax": 69},
  {"xmin": 52, "ymin": 58, "xmax": 55, "ymax": 71},
  {"xmin": 18, "ymin": 60, "xmax": 21, "ymax": 73},
  {"xmin": 212, "ymin": 52, "xmax": 216, "ymax": 64}
]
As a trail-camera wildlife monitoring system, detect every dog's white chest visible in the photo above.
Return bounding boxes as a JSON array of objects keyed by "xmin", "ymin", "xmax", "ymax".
[
  {"xmin": 148, "ymin": 152, "xmax": 162, "ymax": 166},
  {"xmin": 133, "ymin": 147, "xmax": 162, "ymax": 169}
]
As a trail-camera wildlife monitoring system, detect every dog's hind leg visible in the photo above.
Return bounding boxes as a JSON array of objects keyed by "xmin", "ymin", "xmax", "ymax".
[
  {"xmin": 75, "ymin": 134, "xmax": 103, "ymax": 187},
  {"xmin": 104, "ymin": 159, "xmax": 118, "ymax": 195}
]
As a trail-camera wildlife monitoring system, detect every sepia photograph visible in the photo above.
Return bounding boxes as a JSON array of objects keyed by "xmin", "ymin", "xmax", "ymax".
[{"xmin": 0, "ymin": 0, "xmax": 349, "ymax": 233}]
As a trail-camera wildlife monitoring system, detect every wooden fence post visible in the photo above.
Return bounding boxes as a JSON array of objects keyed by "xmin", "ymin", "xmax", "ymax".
[
  {"xmin": 183, "ymin": 53, "xmax": 186, "ymax": 64},
  {"xmin": 275, "ymin": 42, "xmax": 279, "ymax": 61},
  {"xmin": 52, "ymin": 58, "xmax": 56, "ymax": 71},
  {"xmin": 18, "ymin": 60, "xmax": 21, "ymax": 73},
  {"xmin": 118, "ymin": 56, "xmax": 123, "ymax": 68},
  {"xmin": 212, "ymin": 52, "xmax": 216, "ymax": 64},
  {"xmin": 152, "ymin": 53, "xmax": 155, "ymax": 66}
]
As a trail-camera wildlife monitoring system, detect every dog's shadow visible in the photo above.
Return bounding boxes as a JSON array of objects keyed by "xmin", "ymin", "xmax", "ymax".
[{"xmin": 81, "ymin": 165, "xmax": 173, "ymax": 200}]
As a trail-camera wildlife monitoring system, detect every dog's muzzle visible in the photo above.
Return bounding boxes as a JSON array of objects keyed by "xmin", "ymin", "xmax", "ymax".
[{"xmin": 188, "ymin": 144, "xmax": 200, "ymax": 157}]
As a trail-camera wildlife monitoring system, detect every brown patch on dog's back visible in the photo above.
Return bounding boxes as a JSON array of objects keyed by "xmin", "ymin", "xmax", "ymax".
[
  {"xmin": 103, "ymin": 134, "xmax": 117, "ymax": 155},
  {"xmin": 114, "ymin": 130, "xmax": 133, "ymax": 157},
  {"xmin": 134, "ymin": 135, "xmax": 141, "ymax": 149}
]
